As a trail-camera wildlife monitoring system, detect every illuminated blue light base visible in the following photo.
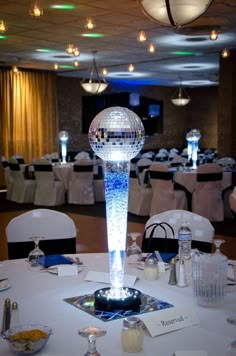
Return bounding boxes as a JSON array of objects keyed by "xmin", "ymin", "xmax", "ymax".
[{"xmin": 104, "ymin": 160, "xmax": 130, "ymax": 298}]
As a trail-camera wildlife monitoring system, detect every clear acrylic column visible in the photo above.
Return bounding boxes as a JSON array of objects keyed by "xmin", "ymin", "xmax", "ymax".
[
  {"xmin": 58, "ymin": 130, "xmax": 69, "ymax": 164},
  {"xmin": 185, "ymin": 131, "xmax": 193, "ymax": 161},
  {"xmin": 88, "ymin": 107, "xmax": 145, "ymax": 300}
]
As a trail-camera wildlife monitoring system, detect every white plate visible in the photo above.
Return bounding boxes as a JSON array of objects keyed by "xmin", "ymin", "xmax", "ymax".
[
  {"xmin": 47, "ymin": 264, "xmax": 83, "ymax": 275},
  {"xmin": 136, "ymin": 261, "xmax": 170, "ymax": 270}
]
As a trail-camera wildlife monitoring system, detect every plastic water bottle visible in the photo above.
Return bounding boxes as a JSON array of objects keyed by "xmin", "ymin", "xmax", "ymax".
[{"xmin": 178, "ymin": 222, "xmax": 192, "ymax": 260}]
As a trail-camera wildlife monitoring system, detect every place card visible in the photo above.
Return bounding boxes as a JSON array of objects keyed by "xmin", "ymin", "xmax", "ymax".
[
  {"xmin": 174, "ymin": 351, "xmax": 208, "ymax": 356},
  {"xmin": 143, "ymin": 306, "xmax": 199, "ymax": 337},
  {"xmin": 58, "ymin": 264, "xmax": 78, "ymax": 277},
  {"xmin": 85, "ymin": 271, "xmax": 137, "ymax": 286}
]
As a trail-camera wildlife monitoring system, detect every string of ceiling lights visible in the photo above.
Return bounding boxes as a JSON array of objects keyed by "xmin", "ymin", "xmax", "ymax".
[{"xmin": 0, "ymin": 1, "xmax": 232, "ymax": 98}]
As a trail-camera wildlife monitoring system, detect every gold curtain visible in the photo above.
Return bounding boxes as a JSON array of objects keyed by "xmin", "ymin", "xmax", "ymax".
[{"xmin": 0, "ymin": 68, "xmax": 58, "ymax": 164}]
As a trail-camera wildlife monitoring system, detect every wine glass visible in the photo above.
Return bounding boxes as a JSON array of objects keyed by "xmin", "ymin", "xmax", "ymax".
[
  {"xmin": 126, "ymin": 232, "xmax": 142, "ymax": 264},
  {"xmin": 78, "ymin": 326, "xmax": 106, "ymax": 356},
  {"xmin": 213, "ymin": 238, "xmax": 226, "ymax": 255},
  {"xmin": 28, "ymin": 236, "xmax": 45, "ymax": 268}
]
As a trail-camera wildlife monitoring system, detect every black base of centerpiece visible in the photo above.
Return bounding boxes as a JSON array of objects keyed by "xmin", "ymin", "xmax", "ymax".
[{"xmin": 94, "ymin": 287, "xmax": 142, "ymax": 312}]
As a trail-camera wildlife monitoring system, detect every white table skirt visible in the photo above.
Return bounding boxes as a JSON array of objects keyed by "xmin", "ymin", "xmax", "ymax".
[{"xmin": 0, "ymin": 253, "xmax": 235, "ymax": 356}]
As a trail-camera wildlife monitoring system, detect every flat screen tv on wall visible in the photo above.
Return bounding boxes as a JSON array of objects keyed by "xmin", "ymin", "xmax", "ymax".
[{"xmin": 82, "ymin": 92, "xmax": 163, "ymax": 136}]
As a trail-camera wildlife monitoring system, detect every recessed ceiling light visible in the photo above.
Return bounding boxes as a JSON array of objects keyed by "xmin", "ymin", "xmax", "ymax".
[
  {"xmin": 36, "ymin": 48, "xmax": 55, "ymax": 53},
  {"xmin": 171, "ymin": 51, "xmax": 195, "ymax": 56},
  {"xmin": 81, "ymin": 33, "xmax": 104, "ymax": 38},
  {"xmin": 50, "ymin": 5, "xmax": 76, "ymax": 9}
]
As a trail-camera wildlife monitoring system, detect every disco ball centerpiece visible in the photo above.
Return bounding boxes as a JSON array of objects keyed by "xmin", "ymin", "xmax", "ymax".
[
  {"xmin": 186, "ymin": 129, "xmax": 201, "ymax": 169},
  {"xmin": 88, "ymin": 107, "xmax": 145, "ymax": 311},
  {"xmin": 58, "ymin": 130, "xmax": 69, "ymax": 164},
  {"xmin": 88, "ymin": 106, "xmax": 145, "ymax": 162}
]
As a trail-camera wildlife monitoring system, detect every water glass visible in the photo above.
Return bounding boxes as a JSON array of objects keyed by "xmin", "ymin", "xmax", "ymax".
[{"xmin": 192, "ymin": 251, "xmax": 228, "ymax": 307}]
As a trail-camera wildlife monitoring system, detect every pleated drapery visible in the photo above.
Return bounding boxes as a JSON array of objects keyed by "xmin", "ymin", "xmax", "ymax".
[{"xmin": 0, "ymin": 68, "xmax": 58, "ymax": 164}]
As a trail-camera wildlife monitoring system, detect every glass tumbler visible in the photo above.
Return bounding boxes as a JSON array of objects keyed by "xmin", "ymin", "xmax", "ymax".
[{"xmin": 192, "ymin": 250, "xmax": 228, "ymax": 307}]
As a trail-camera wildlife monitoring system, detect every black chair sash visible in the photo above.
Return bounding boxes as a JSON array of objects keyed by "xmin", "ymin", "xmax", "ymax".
[
  {"xmin": 137, "ymin": 165, "xmax": 150, "ymax": 173},
  {"xmin": 16, "ymin": 158, "xmax": 25, "ymax": 164},
  {"xmin": 149, "ymin": 170, "xmax": 173, "ymax": 181},
  {"xmin": 34, "ymin": 164, "xmax": 53, "ymax": 172},
  {"xmin": 170, "ymin": 162, "xmax": 182, "ymax": 167},
  {"xmin": 8, "ymin": 237, "xmax": 76, "ymax": 260},
  {"xmin": 2, "ymin": 161, "xmax": 9, "ymax": 168},
  {"xmin": 73, "ymin": 165, "xmax": 94, "ymax": 172},
  {"xmin": 51, "ymin": 158, "xmax": 59, "ymax": 163},
  {"xmin": 9, "ymin": 163, "xmax": 20, "ymax": 171},
  {"xmin": 197, "ymin": 172, "xmax": 223, "ymax": 182},
  {"xmin": 130, "ymin": 170, "xmax": 138, "ymax": 178}
]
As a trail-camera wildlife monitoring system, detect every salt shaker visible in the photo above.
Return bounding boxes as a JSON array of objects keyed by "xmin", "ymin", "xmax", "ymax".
[
  {"xmin": 177, "ymin": 258, "xmax": 188, "ymax": 288},
  {"xmin": 122, "ymin": 316, "xmax": 143, "ymax": 353},
  {"xmin": 10, "ymin": 302, "xmax": 20, "ymax": 328},
  {"xmin": 144, "ymin": 257, "xmax": 159, "ymax": 280}
]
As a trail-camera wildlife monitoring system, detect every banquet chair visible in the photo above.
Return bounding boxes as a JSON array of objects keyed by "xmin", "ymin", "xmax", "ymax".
[
  {"xmin": 1, "ymin": 156, "xmax": 14, "ymax": 200},
  {"xmin": 33, "ymin": 159, "xmax": 65, "ymax": 206},
  {"xmin": 93, "ymin": 163, "xmax": 105, "ymax": 202},
  {"xmin": 67, "ymin": 160, "xmax": 95, "ymax": 205},
  {"xmin": 149, "ymin": 163, "xmax": 188, "ymax": 217},
  {"xmin": 142, "ymin": 209, "xmax": 214, "ymax": 253},
  {"xmin": 137, "ymin": 158, "xmax": 153, "ymax": 187},
  {"xmin": 229, "ymin": 186, "xmax": 236, "ymax": 218},
  {"xmin": 128, "ymin": 164, "xmax": 152, "ymax": 216},
  {"xmin": 74, "ymin": 151, "xmax": 91, "ymax": 161},
  {"xmin": 11, "ymin": 155, "xmax": 25, "ymax": 164},
  {"xmin": 192, "ymin": 163, "xmax": 224, "ymax": 221},
  {"xmin": 8, "ymin": 158, "xmax": 35, "ymax": 203},
  {"xmin": 6, "ymin": 209, "xmax": 77, "ymax": 259}
]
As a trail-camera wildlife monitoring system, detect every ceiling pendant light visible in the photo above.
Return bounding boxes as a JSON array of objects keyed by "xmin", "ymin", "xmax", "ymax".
[
  {"xmin": 29, "ymin": 2, "xmax": 43, "ymax": 17},
  {"xmin": 0, "ymin": 20, "xmax": 7, "ymax": 32},
  {"xmin": 128, "ymin": 64, "xmax": 135, "ymax": 72},
  {"xmin": 84, "ymin": 17, "xmax": 96, "ymax": 30},
  {"xmin": 148, "ymin": 43, "xmax": 156, "ymax": 53},
  {"xmin": 138, "ymin": 0, "xmax": 214, "ymax": 28},
  {"xmin": 137, "ymin": 30, "xmax": 147, "ymax": 42},
  {"xmin": 171, "ymin": 80, "xmax": 191, "ymax": 106},
  {"xmin": 221, "ymin": 48, "xmax": 230, "ymax": 58},
  {"xmin": 210, "ymin": 29, "xmax": 218, "ymax": 41},
  {"xmin": 66, "ymin": 44, "xmax": 74, "ymax": 55},
  {"xmin": 81, "ymin": 51, "xmax": 108, "ymax": 95}
]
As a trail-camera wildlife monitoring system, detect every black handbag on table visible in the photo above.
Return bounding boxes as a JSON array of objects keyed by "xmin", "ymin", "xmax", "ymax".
[{"xmin": 141, "ymin": 222, "xmax": 179, "ymax": 254}]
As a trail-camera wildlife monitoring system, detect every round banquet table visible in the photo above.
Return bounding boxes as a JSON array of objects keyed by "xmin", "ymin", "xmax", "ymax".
[{"xmin": 0, "ymin": 253, "xmax": 235, "ymax": 356}]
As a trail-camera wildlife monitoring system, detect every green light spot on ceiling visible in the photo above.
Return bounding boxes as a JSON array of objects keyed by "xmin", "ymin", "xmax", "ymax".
[
  {"xmin": 0, "ymin": 35, "xmax": 6, "ymax": 39},
  {"xmin": 171, "ymin": 51, "xmax": 195, "ymax": 56},
  {"xmin": 36, "ymin": 49, "xmax": 55, "ymax": 53},
  {"xmin": 81, "ymin": 33, "xmax": 104, "ymax": 38},
  {"xmin": 59, "ymin": 65, "xmax": 74, "ymax": 69},
  {"xmin": 50, "ymin": 5, "xmax": 76, "ymax": 9}
]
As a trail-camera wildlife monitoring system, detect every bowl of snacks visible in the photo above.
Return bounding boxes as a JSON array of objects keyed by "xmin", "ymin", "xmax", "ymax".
[{"xmin": 3, "ymin": 324, "xmax": 52, "ymax": 355}]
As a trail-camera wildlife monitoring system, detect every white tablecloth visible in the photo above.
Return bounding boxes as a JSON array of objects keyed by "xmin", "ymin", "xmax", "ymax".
[{"xmin": 0, "ymin": 253, "xmax": 235, "ymax": 356}]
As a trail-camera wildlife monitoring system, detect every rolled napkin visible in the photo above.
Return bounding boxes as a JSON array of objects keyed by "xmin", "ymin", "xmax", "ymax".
[{"xmin": 39, "ymin": 255, "xmax": 73, "ymax": 268}]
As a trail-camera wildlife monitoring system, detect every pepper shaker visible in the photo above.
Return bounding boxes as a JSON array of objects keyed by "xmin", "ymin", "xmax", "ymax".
[{"xmin": 168, "ymin": 258, "xmax": 177, "ymax": 285}]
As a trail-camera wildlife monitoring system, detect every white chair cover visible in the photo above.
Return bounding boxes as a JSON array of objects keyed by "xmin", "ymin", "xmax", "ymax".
[
  {"xmin": 93, "ymin": 163, "xmax": 105, "ymax": 202},
  {"xmin": 149, "ymin": 163, "xmax": 187, "ymax": 217},
  {"xmin": 8, "ymin": 158, "xmax": 35, "ymax": 203},
  {"xmin": 67, "ymin": 160, "xmax": 94, "ymax": 205},
  {"xmin": 192, "ymin": 163, "xmax": 224, "ymax": 221},
  {"xmin": 33, "ymin": 159, "xmax": 65, "ymax": 206},
  {"xmin": 145, "ymin": 210, "xmax": 214, "ymax": 245},
  {"xmin": 6, "ymin": 209, "xmax": 77, "ymax": 259},
  {"xmin": 128, "ymin": 164, "xmax": 152, "ymax": 216},
  {"xmin": 74, "ymin": 151, "xmax": 91, "ymax": 161}
]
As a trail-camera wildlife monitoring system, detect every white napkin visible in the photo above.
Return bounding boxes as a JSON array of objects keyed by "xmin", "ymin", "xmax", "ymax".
[{"xmin": 85, "ymin": 271, "xmax": 137, "ymax": 287}]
